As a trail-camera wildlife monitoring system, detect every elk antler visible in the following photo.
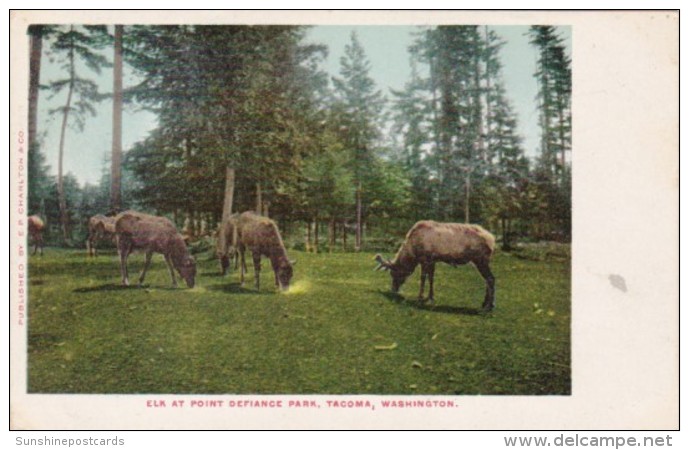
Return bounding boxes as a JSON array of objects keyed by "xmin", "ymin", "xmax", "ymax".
[{"xmin": 373, "ymin": 254, "xmax": 391, "ymax": 271}]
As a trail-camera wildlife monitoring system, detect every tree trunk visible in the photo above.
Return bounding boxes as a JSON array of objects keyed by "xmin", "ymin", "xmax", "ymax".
[
  {"xmin": 501, "ymin": 216, "xmax": 513, "ymax": 251},
  {"xmin": 255, "ymin": 182, "xmax": 262, "ymax": 215},
  {"xmin": 305, "ymin": 221, "xmax": 312, "ymax": 253},
  {"xmin": 355, "ymin": 181, "xmax": 362, "ymax": 251},
  {"xmin": 313, "ymin": 219, "xmax": 319, "ymax": 253},
  {"xmin": 328, "ymin": 217, "xmax": 335, "ymax": 252},
  {"xmin": 464, "ymin": 175, "xmax": 471, "ymax": 223},
  {"xmin": 473, "ymin": 29, "xmax": 485, "ymax": 166},
  {"xmin": 342, "ymin": 220, "xmax": 347, "ymax": 251},
  {"xmin": 28, "ymin": 26, "xmax": 42, "ymax": 156},
  {"xmin": 185, "ymin": 210, "xmax": 196, "ymax": 238},
  {"xmin": 110, "ymin": 25, "xmax": 123, "ymax": 212},
  {"xmin": 221, "ymin": 166, "xmax": 235, "ymax": 222},
  {"xmin": 501, "ymin": 217, "xmax": 507, "ymax": 249},
  {"xmin": 483, "ymin": 26, "xmax": 492, "ymax": 167},
  {"xmin": 558, "ymin": 96, "xmax": 567, "ymax": 185},
  {"xmin": 262, "ymin": 201, "xmax": 270, "ymax": 218},
  {"xmin": 57, "ymin": 31, "xmax": 75, "ymax": 245}
]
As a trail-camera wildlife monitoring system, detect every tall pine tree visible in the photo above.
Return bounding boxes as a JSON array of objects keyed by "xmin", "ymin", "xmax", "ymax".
[
  {"xmin": 332, "ymin": 32, "xmax": 386, "ymax": 250},
  {"xmin": 46, "ymin": 25, "xmax": 109, "ymax": 243}
]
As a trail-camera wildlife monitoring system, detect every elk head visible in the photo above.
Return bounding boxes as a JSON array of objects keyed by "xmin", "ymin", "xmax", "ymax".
[
  {"xmin": 374, "ymin": 254, "xmax": 408, "ymax": 293},
  {"xmin": 178, "ymin": 255, "xmax": 196, "ymax": 288},
  {"xmin": 276, "ymin": 259, "xmax": 295, "ymax": 291}
]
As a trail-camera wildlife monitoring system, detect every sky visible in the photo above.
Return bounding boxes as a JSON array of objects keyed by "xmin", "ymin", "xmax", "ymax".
[{"xmin": 35, "ymin": 25, "xmax": 571, "ymax": 186}]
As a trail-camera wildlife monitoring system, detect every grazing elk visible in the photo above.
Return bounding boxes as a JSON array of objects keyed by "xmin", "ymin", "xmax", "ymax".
[
  {"xmin": 216, "ymin": 213, "xmax": 239, "ymax": 275},
  {"xmin": 86, "ymin": 214, "xmax": 116, "ymax": 257},
  {"xmin": 236, "ymin": 211, "xmax": 295, "ymax": 291},
  {"xmin": 28, "ymin": 215, "xmax": 45, "ymax": 256},
  {"xmin": 115, "ymin": 211, "xmax": 196, "ymax": 288},
  {"xmin": 374, "ymin": 220, "xmax": 496, "ymax": 311}
]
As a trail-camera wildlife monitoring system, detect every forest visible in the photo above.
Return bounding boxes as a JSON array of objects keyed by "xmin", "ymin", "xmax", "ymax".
[{"xmin": 27, "ymin": 25, "xmax": 571, "ymax": 252}]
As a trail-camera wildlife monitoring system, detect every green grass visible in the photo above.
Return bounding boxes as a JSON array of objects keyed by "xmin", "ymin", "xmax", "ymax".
[{"xmin": 27, "ymin": 246, "xmax": 570, "ymax": 395}]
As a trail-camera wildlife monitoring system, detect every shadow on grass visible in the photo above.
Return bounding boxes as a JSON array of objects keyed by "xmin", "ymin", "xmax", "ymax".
[
  {"xmin": 73, "ymin": 283, "xmax": 138, "ymax": 293},
  {"xmin": 73, "ymin": 283, "xmax": 192, "ymax": 293},
  {"xmin": 200, "ymin": 271, "xmax": 232, "ymax": 278},
  {"xmin": 206, "ymin": 282, "xmax": 275, "ymax": 296},
  {"xmin": 377, "ymin": 290, "xmax": 485, "ymax": 316},
  {"xmin": 28, "ymin": 333, "xmax": 63, "ymax": 352}
]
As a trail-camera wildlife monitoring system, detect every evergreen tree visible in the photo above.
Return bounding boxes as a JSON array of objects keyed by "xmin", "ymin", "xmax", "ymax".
[
  {"xmin": 301, "ymin": 130, "xmax": 354, "ymax": 252},
  {"xmin": 411, "ymin": 26, "xmax": 486, "ymax": 222},
  {"xmin": 394, "ymin": 25, "xmax": 533, "ymax": 241},
  {"xmin": 390, "ymin": 60, "xmax": 434, "ymax": 222},
  {"xmin": 528, "ymin": 26, "xmax": 571, "ymax": 240},
  {"xmin": 124, "ymin": 26, "xmax": 327, "ymax": 231},
  {"xmin": 27, "ymin": 25, "xmax": 55, "ymax": 220},
  {"xmin": 331, "ymin": 31, "xmax": 386, "ymax": 250},
  {"xmin": 45, "ymin": 25, "xmax": 109, "ymax": 243},
  {"xmin": 528, "ymin": 26, "xmax": 571, "ymax": 181}
]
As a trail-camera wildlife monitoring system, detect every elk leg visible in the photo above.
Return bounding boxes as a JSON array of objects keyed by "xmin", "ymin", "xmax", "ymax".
[
  {"xmin": 428, "ymin": 263, "xmax": 436, "ymax": 305},
  {"xmin": 164, "ymin": 254, "xmax": 178, "ymax": 287},
  {"xmin": 88, "ymin": 236, "xmax": 97, "ymax": 257},
  {"xmin": 253, "ymin": 252, "xmax": 261, "ymax": 291},
  {"xmin": 138, "ymin": 250, "xmax": 153, "ymax": 286},
  {"xmin": 239, "ymin": 246, "xmax": 246, "ymax": 286},
  {"xmin": 32, "ymin": 235, "xmax": 40, "ymax": 256},
  {"xmin": 220, "ymin": 255, "xmax": 229, "ymax": 276},
  {"xmin": 475, "ymin": 261, "xmax": 496, "ymax": 311},
  {"xmin": 118, "ymin": 239, "xmax": 131, "ymax": 286},
  {"xmin": 418, "ymin": 264, "xmax": 427, "ymax": 302}
]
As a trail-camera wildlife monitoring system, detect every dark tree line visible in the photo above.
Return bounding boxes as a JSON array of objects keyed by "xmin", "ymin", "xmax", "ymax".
[{"xmin": 28, "ymin": 25, "xmax": 570, "ymax": 251}]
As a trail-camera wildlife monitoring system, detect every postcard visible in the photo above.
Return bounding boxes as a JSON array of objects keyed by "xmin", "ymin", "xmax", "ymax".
[{"xmin": 9, "ymin": 10, "xmax": 678, "ymax": 430}]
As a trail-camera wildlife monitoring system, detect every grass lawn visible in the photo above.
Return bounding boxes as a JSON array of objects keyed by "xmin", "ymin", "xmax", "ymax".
[{"xmin": 26, "ymin": 246, "xmax": 570, "ymax": 395}]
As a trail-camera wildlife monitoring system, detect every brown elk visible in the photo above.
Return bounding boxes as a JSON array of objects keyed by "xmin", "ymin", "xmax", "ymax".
[
  {"xmin": 28, "ymin": 215, "xmax": 45, "ymax": 256},
  {"xmin": 115, "ymin": 211, "xmax": 196, "ymax": 288},
  {"xmin": 216, "ymin": 213, "xmax": 239, "ymax": 275},
  {"xmin": 375, "ymin": 220, "xmax": 496, "ymax": 311},
  {"xmin": 86, "ymin": 214, "xmax": 116, "ymax": 257},
  {"xmin": 236, "ymin": 211, "xmax": 295, "ymax": 291}
]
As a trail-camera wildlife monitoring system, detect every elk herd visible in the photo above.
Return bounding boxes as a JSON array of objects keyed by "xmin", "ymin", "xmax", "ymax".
[{"xmin": 27, "ymin": 210, "xmax": 498, "ymax": 311}]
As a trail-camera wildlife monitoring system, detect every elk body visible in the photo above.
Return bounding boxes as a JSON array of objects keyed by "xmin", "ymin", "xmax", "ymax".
[
  {"xmin": 375, "ymin": 220, "xmax": 496, "ymax": 311},
  {"xmin": 216, "ymin": 213, "xmax": 239, "ymax": 275},
  {"xmin": 28, "ymin": 215, "xmax": 45, "ymax": 256},
  {"xmin": 114, "ymin": 211, "xmax": 196, "ymax": 288},
  {"xmin": 86, "ymin": 214, "xmax": 116, "ymax": 257},
  {"xmin": 236, "ymin": 211, "xmax": 294, "ymax": 291}
]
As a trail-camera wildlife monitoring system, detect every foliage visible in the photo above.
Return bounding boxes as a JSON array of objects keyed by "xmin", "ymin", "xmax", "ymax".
[
  {"xmin": 44, "ymin": 25, "xmax": 110, "ymax": 131},
  {"xmin": 331, "ymin": 32, "xmax": 387, "ymax": 182},
  {"xmin": 30, "ymin": 25, "xmax": 571, "ymax": 250},
  {"xmin": 123, "ymin": 26, "xmax": 328, "ymax": 225},
  {"xmin": 388, "ymin": 25, "xmax": 570, "ymax": 242},
  {"xmin": 27, "ymin": 141, "xmax": 52, "ymax": 216},
  {"xmin": 43, "ymin": 25, "xmax": 110, "ymax": 244},
  {"xmin": 300, "ymin": 132, "xmax": 355, "ymax": 221},
  {"xmin": 528, "ymin": 25, "xmax": 572, "ymax": 181}
]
